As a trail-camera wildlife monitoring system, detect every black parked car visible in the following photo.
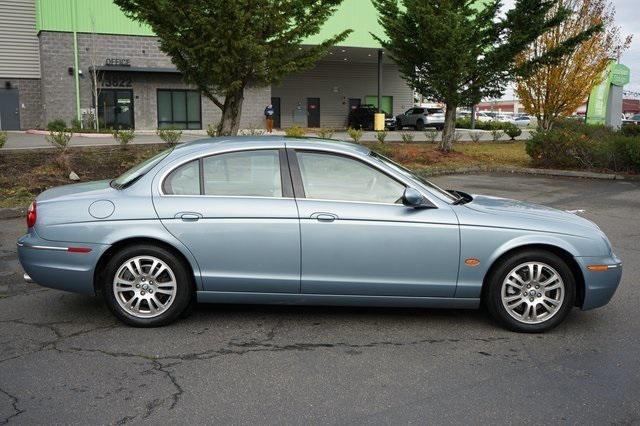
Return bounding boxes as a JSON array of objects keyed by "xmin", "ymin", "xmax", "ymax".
[{"xmin": 348, "ymin": 104, "xmax": 393, "ymax": 130}]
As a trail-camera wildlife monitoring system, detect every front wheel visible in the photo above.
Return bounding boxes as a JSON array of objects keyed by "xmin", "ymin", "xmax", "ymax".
[
  {"xmin": 484, "ymin": 250, "xmax": 575, "ymax": 332},
  {"xmin": 103, "ymin": 244, "xmax": 193, "ymax": 327}
]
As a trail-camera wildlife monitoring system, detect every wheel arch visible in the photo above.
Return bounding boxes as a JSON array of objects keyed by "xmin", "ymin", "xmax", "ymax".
[
  {"xmin": 480, "ymin": 243, "xmax": 585, "ymax": 307},
  {"xmin": 93, "ymin": 237, "xmax": 200, "ymax": 296}
]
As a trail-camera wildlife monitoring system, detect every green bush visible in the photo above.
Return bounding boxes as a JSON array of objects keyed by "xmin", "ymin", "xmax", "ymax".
[
  {"xmin": 424, "ymin": 129, "xmax": 439, "ymax": 143},
  {"xmin": 400, "ymin": 132, "xmax": 414, "ymax": 143},
  {"xmin": 526, "ymin": 121, "xmax": 640, "ymax": 172},
  {"xmin": 206, "ymin": 124, "xmax": 218, "ymax": 137},
  {"xmin": 456, "ymin": 117, "xmax": 512, "ymax": 131},
  {"xmin": 375, "ymin": 130, "xmax": 387, "ymax": 143},
  {"xmin": 156, "ymin": 127, "xmax": 183, "ymax": 145},
  {"xmin": 0, "ymin": 131, "xmax": 6, "ymax": 149},
  {"xmin": 490, "ymin": 129, "xmax": 504, "ymax": 142},
  {"xmin": 285, "ymin": 125, "xmax": 306, "ymax": 138},
  {"xmin": 46, "ymin": 130, "xmax": 73, "ymax": 153},
  {"xmin": 47, "ymin": 119, "xmax": 67, "ymax": 132},
  {"xmin": 317, "ymin": 128, "xmax": 335, "ymax": 139},
  {"xmin": 504, "ymin": 123, "xmax": 522, "ymax": 140},
  {"xmin": 347, "ymin": 127, "xmax": 363, "ymax": 143},
  {"xmin": 71, "ymin": 118, "xmax": 82, "ymax": 132},
  {"xmin": 621, "ymin": 124, "xmax": 640, "ymax": 137},
  {"xmin": 112, "ymin": 129, "xmax": 135, "ymax": 149}
]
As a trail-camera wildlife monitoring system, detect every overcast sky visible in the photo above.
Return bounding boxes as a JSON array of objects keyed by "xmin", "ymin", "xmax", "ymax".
[{"xmin": 501, "ymin": 0, "xmax": 639, "ymax": 99}]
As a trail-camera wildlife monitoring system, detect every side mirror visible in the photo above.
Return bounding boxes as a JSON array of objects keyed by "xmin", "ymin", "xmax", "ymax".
[{"xmin": 402, "ymin": 187, "xmax": 434, "ymax": 208}]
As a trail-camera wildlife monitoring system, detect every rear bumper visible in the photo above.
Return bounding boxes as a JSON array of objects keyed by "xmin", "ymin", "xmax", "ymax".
[
  {"xmin": 17, "ymin": 231, "xmax": 109, "ymax": 295},
  {"xmin": 576, "ymin": 254, "xmax": 623, "ymax": 310}
]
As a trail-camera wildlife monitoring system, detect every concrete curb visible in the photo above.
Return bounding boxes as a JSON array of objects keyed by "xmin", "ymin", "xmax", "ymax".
[{"xmin": 0, "ymin": 206, "xmax": 27, "ymax": 220}]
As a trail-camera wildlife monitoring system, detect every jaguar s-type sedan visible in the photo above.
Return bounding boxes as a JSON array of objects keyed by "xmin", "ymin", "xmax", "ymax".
[{"xmin": 17, "ymin": 137, "xmax": 622, "ymax": 332}]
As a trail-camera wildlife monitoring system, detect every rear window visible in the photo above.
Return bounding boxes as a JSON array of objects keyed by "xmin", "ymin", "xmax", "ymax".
[{"xmin": 111, "ymin": 148, "xmax": 173, "ymax": 189}]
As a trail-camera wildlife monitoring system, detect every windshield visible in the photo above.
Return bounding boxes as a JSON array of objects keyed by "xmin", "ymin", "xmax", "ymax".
[
  {"xmin": 111, "ymin": 148, "xmax": 173, "ymax": 189},
  {"xmin": 369, "ymin": 151, "xmax": 459, "ymax": 203}
]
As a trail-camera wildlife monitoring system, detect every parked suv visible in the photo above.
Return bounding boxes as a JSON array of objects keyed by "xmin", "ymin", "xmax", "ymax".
[
  {"xmin": 395, "ymin": 107, "xmax": 445, "ymax": 130},
  {"xmin": 348, "ymin": 104, "xmax": 394, "ymax": 130}
]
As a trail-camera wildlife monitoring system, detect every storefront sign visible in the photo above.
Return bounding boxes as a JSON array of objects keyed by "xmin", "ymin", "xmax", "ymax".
[{"xmin": 104, "ymin": 58, "xmax": 131, "ymax": 67}]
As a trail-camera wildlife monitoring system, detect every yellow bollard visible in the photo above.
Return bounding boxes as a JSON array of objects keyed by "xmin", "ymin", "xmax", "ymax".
[{"xmin": 374, "ymin": 113, "xmax": 385, "ymax": 131}]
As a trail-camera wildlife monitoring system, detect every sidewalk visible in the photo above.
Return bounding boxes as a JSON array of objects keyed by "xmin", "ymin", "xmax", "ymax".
[{"xmin": 1, "ymin": 128, "xmax": 531, "ymax": 150}]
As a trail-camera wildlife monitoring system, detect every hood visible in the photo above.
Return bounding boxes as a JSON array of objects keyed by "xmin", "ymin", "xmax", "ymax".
[
  {"xmin": 464, "ymin": 194, "xmax": 598, "ymax": 232},
  {"xmin": 36, "ymin": 179, "xmax": 115, "ymax": 203}
]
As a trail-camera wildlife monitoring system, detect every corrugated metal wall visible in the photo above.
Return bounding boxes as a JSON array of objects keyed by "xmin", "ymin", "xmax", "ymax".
[{"xmin": 0, "ymin": 0, "xmax": 40, "ymax": 78}]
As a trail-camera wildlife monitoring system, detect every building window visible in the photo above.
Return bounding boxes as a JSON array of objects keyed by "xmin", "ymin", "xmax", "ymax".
[{"xmin": 157, "ymin": 89, "xmax": 201, "ymax": 129}]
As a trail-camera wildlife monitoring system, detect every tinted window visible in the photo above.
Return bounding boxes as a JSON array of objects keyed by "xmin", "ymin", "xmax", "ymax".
[
  {"xmin": 203, "ymin": 150, "xmax": 282, "ymax": 197},
  {"xmin": 112, "ymin": 148, "xmax": 173, "ymax": 189},
  {"xmin": 297, "ymin": 152, "xmax": 405, "ymax": 204},
  {"xmin": 413, "ymin": 108, "xmax": 425, "ymax": 114},
  {"xmin": 157, "ymin": 89, "xmax": 201, "ymax": 130},
  {"xmin": 427, "ymin": 108, "xmax": 444, "ymax": 114},
  {"xmin": 163, "ymin": 160, "xmax": 200, "ymax": 195}
]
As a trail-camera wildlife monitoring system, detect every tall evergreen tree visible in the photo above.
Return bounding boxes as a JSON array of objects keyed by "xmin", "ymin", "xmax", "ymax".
[
  {"xmin": 115, "ymin": 0, "xmax": 351, "ymax": 135},
  {"xmin": 371, "ymin": 0, "xmax": 598, "ymax": 151}
]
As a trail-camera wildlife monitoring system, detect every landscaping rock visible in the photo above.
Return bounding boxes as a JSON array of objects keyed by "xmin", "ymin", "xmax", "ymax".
[{"xmin": 69, "ymin": 171, "xmax": 80, "ymax": 181}]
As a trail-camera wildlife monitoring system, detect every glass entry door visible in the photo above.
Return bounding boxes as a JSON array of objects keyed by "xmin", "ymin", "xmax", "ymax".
[{"xmin": 98, "ymin": 89, "xmax": 134, "ymax": 130}]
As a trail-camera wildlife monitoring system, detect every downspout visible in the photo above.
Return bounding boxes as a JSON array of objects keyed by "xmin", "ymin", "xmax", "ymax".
[{"xmin": 71, "ymin": 0, "xmax": 82, "ymax": 126}]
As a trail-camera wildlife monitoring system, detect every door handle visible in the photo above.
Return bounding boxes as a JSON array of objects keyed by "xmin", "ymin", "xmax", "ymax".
[
  {"xmin": 311, "ymin": 212, "xmax": 338, "ymax": 222},
  {"xmin": 177, "ymin": 212, "xmax": 202, "ymax": 221}
]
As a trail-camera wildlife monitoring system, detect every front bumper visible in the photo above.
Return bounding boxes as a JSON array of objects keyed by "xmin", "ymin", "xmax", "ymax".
[
  {"xmin": 17, "ymin": 230, "xmax": 109, "ymax": 295},
  {"xmin": 576, "ymin": 254, "xmax": 623, "ymax": 310}
]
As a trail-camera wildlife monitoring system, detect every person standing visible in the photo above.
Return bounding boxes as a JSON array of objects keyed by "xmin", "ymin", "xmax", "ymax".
[{"xmin": 264, "ymin": 103, "xmax": 275, "ymax": 133}]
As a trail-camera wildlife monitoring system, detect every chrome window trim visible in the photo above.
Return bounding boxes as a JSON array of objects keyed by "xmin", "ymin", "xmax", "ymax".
[{"xmin": 158, "ymin": 146, "xmax": 286, "ymax": 198}]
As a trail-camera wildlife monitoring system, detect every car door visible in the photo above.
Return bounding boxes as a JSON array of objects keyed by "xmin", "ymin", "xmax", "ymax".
[
  {"xmin": 288, "ymin": 148, "xmax": 460, "ymax": 297},
  {"xmin": 152, "ymin": 147, "xmax": 300, "ymax": 294}
]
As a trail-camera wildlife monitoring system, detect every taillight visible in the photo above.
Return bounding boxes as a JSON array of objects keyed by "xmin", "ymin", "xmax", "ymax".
[{"xmin": 27, "ymin": 201, "xmax": 37, "ymax": 228}]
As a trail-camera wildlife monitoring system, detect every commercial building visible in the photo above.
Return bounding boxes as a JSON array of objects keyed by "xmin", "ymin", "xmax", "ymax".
[{"xmin": 0, "ymin": 0, "xmax": 414, "ymax": 131}]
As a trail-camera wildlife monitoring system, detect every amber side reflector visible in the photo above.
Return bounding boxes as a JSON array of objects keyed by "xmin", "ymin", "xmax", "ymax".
[
  {"xmin": 587, "ymin": 264, "xmax": 609, "ymax": 272},
  {"xmin": 465, "ymin": 258, "xmax": 480, "ymax": 267}
]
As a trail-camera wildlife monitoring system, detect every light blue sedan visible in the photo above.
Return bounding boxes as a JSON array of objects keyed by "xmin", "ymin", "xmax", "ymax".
[{"xmin": 17, "ymin": 137, "xmax": 622, "ymax": 332}]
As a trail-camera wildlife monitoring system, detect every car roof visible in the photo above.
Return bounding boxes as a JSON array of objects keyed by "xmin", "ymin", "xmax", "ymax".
[{"xmin": 171, "ymin": 136, "xmax": 371, "ymax": 157}]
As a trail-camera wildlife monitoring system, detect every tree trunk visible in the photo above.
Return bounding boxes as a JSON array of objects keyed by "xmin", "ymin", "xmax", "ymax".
[
  {"xmin": 217, "ymin": 85, "xmax": 245, "ymax": 136},
  {"xmin": 440, "ymin": 102, "xmax": 457, "ymax": 152}
]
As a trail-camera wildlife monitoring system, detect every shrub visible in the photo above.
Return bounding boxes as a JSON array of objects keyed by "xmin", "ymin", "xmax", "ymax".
[
  {"xmin": 400, "ymin": 132, "xmax": 414, "ymax": 143},
  {"xmin": 47, "ymin": 119, "xmax": 67, "ymax": 132},
  {"xmin": 206, "ymin": 124, "xmax": 218, "ymax": 137},
  {"xmin": 0, "ymin": 131, "xmax": 6, "ymax": 149},
  {"xmin": 112, "ymin": 129, "xmax": 135, "ymax": 150},
  {"xmin": 490, "ymin": 129, "xmax": 504, "ymax": 142},
  {"xmin": 621, "ymin": 124, "xmax": 640, "ymax": 137},
  {"xmin": 71, "ymin": 118, "xmax": 82, "ymax": 132},
  {"xmin": 456, "ymin": 117, "xmax": 512, "ymax": 131},
  {"xmin": 375, "ymin": 130, "xmax": 388, "ymax": 143},
  {"xmin": 156, "ymin": 127, "xmax": 183, "ymax": 145},
  {"xmin": 469, "ymin": 131, "xmax": 482, "ymax": 143},
  {"xmin": 424, "ymin": 130, "xmax": 438, "ymax": 143},
  {"xmin": 317, "ymin": 128, "xmax": 335, "ymax": 139},
  {"xmin": 285, "ymin": 125, "xmax": 306, "ymax": 138},
  {"xmin": 504, "ymin": 123, "xmax": 522, "ymax": 140},
  {"xmin": 46, "ymin": 130, "xmax": 72, "ymax": 153},
  {"xmin": 525, "ymin": 121, "xmax": 640, "ymax": 172},
  {"xmin": 347, "ymin": 127, "xmax": 363, "ymax": 143}
]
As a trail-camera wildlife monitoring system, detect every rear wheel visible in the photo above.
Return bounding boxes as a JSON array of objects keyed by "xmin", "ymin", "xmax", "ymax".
[
  {"xmin": 396, "ymin": 119, "xmax": 403, "ymax": 130},
  {"xmin": 485, "ymin": 250, "xmax": 575, "ymax": 332},
  {"xmin": 103, "ymin": 244, "xmax": 193, "ymax": 327}
]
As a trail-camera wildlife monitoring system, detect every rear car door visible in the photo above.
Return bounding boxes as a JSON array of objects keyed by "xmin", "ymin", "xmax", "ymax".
[
  {"xmin": 288, "ymin": 147, "xmax": 460, "ymax": 297},
  {"xmin": 152, "ymin": 147, "xmax": 300, "ymax": 293}
]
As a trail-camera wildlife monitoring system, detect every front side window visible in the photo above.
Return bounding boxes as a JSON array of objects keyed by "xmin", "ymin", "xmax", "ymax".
[
  {"xmin": 203, "ymin": 150, "xmax": 282, "ymax": 197},
  {"xmin": 157, "ymin": 90, "xmax": 201, "ymax": 129},
  {"xmin": 296, "ymin": 152, "xmax": 405, "ymax": 204}
]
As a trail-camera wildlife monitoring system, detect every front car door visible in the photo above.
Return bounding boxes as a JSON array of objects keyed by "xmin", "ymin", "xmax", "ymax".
[
  {"xmin": 287, "ymin": 145, "xmax": 460, "ymax": 297},
  {"xmin": 152, "ymin": 144, "xmax": 300, "ymax": 293}
]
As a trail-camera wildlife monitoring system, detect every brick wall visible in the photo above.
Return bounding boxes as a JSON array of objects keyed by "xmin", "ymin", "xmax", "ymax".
[{"xmin": 39, "ymin": 31, "xmax": 270, "ymax": 130}]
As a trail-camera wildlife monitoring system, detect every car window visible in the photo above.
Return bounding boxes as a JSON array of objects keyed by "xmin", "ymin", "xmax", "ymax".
[
  {"xmin": 296, "ymin": 151, "xmax": 405, "ymax": 204},
  {"xmin": 427, "ymin": 108, "xmax": 443, "ymax": 114},
  {"xmin": 112, "ymin": 148, "xmax": 173, "ymax": 189},
  {"xmin": 163, "ymin": 160, "xmax": 200, "ymax": 195},
  {"xmin": 414, "ymin": 108, "xmax": 424, "ymax": 114},
  {"xmin": 405, "ymin": 109, "xmax": 413, "ymax": 115},
  {"xmin": 202, "ymin": 150, "xmax": 282, "ymax": 197}
]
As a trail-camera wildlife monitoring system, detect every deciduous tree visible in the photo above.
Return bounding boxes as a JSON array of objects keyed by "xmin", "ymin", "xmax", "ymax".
[
  {"xmin": 516, "ymin": 0, "xmax": 631, "ymax": 131},
  {"xmin": 372, "ymin": 0, "xmax": 597, "ymax": 151},
  {"xmin": 114, "ymin": 0, "xmax": 351, "ymax": 135}
]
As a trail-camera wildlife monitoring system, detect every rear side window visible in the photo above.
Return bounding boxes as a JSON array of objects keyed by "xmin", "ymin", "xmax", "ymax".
[
  {"xmin": 427, "ymin": 108, "xmax": 443, "ymax": 114},
  {"xmin": 163, "ymin": 160, "xmax": 200, "ymax": 195},
  {"xmin": 202, "ymin": 150, "xmax": 282, "ymax": 197}
]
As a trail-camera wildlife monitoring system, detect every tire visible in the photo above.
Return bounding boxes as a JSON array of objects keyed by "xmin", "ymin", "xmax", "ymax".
[
  {"xmin": 415, "ymin": 120, "xmax": 424, "ymax": 131},
  {"xmin": 103, "ymin": 244, "xmax": 193, "ymax": 327},
  {"xmin": 396, "ymin": 119, "xmax": 403, "ymax": 130},
  {"xmin": 484, "ymin": 249, "xmax": 575, "ymax": 333}
]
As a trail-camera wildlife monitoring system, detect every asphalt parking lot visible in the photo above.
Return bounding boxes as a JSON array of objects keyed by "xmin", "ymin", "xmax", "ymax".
[{"xmin": 1, "ymin": 173, "xmax": 639, "ymax": 424}]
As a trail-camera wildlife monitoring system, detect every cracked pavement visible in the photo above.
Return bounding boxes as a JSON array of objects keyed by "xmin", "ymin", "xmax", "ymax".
[{"xmin": 1, "ymin": 173, "xmax": 639, "ymax": 424}]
